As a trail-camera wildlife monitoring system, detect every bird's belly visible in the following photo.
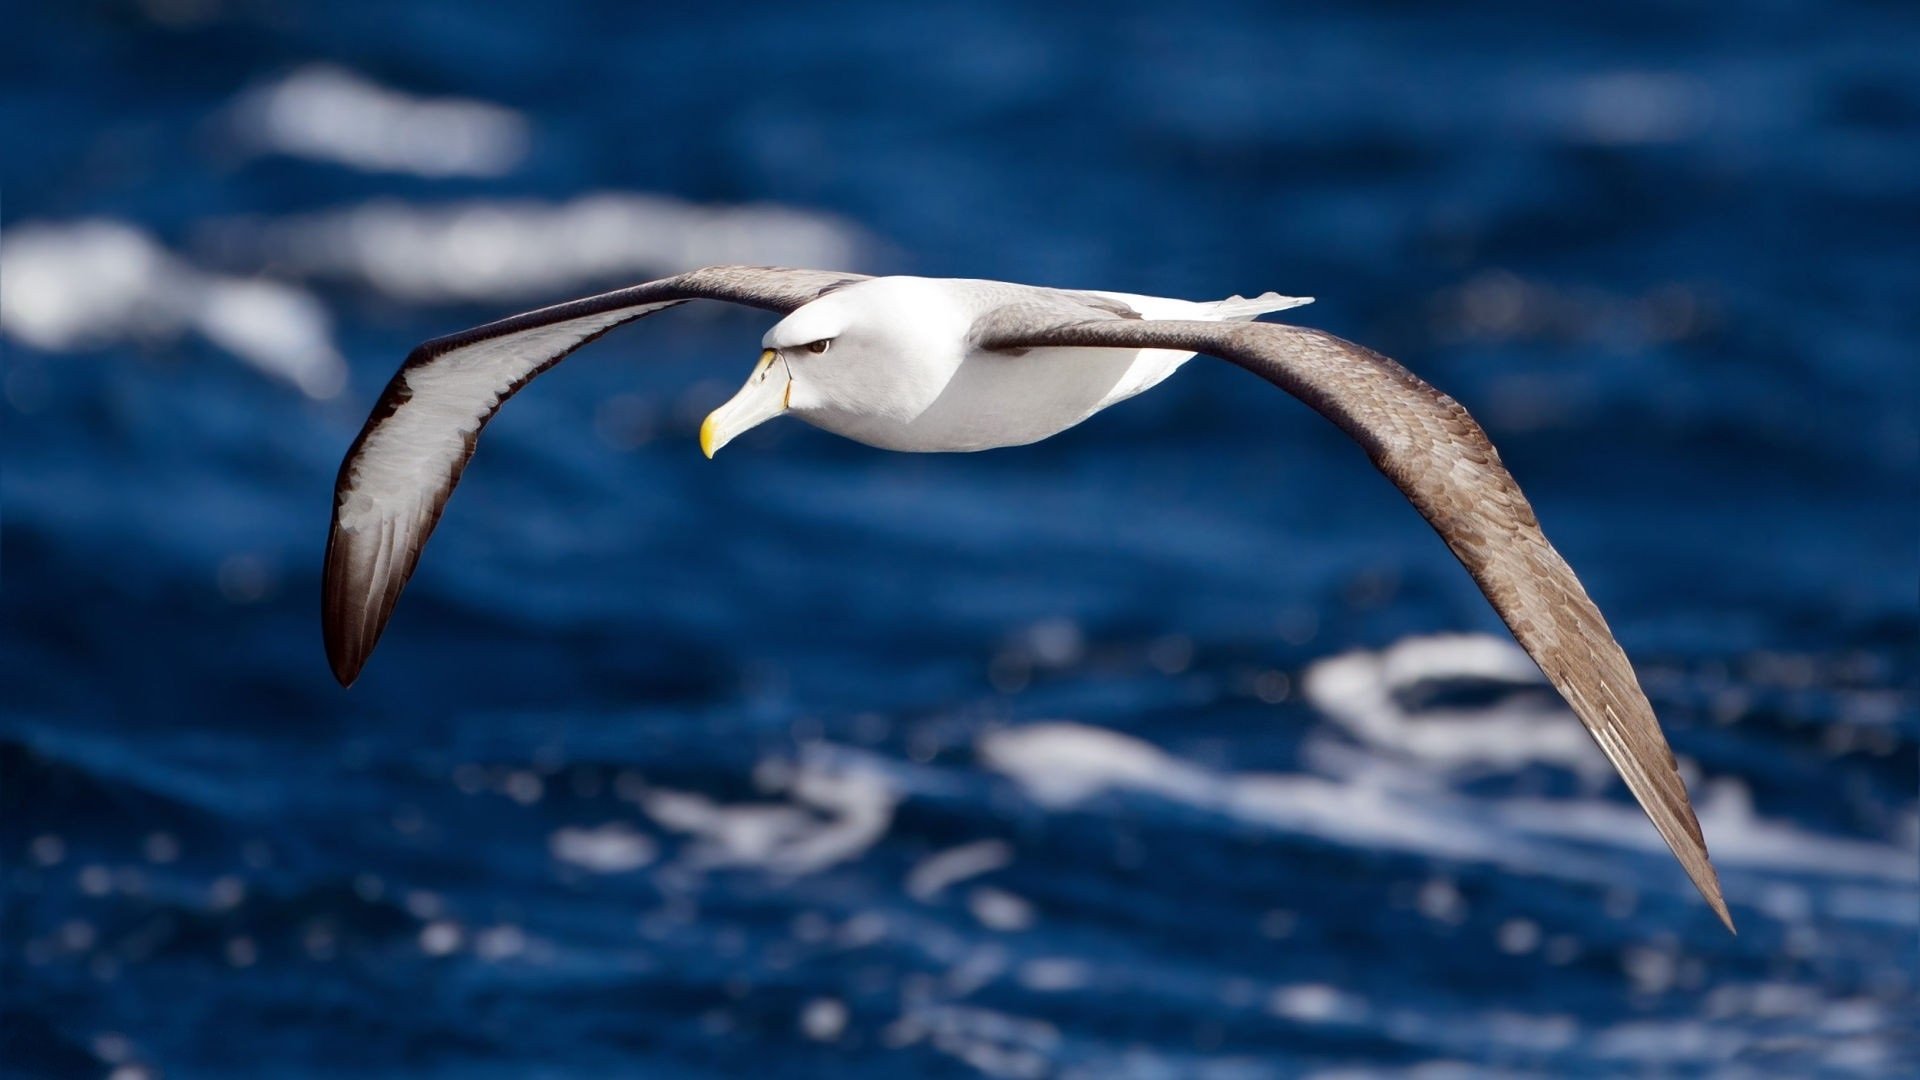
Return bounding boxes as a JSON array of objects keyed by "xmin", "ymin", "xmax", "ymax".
[{"xmin": 806, "ymin": 346, "xmax": 1195, "ymax": 453}]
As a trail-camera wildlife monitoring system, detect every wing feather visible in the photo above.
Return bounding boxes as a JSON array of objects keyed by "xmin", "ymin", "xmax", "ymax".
[
  {"xmin": 323, "ymin": 266, "xmax": 867, "ymax": 686},
  {"xmin": 976, "ymin": 312, "xmax": 1733, "ymax": 931}
]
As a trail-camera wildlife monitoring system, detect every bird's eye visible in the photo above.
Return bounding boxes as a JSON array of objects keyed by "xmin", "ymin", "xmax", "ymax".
[{"xmin": 806, "ymin": 338, "xmax": 832, "ymax": 355}]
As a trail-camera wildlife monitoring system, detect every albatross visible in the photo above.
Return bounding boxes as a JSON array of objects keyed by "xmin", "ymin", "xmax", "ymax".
[{"xmin": 322, "ymin": 265, "xmax": 1732, "ymax": 930}]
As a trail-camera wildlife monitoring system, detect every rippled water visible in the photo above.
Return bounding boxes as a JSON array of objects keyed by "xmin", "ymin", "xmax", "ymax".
[{"xmin": 4, "ymin": 2, "xmax": 1917, "ymax": 1076}]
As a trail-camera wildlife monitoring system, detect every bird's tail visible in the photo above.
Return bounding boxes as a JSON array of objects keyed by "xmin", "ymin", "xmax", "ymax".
[{"xmin": 1209, "ymin": 292, "xmax": 1314, "ymax": 321}]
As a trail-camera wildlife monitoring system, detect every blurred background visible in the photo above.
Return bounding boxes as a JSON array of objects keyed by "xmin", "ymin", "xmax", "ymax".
[{"xmin": 3, "ymin": 1, "xmax": 1916, "ymax": 1076}]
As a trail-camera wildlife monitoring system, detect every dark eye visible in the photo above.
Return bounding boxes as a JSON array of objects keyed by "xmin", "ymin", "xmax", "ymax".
[{"xmin": 806, "ymin": 339, "xmax": 832, "ymax": 355}]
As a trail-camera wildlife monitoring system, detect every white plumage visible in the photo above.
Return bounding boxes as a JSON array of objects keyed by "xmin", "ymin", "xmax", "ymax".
[{"xmin": 740, "ymin": 276, "xmax": 1310, "ymax": 453}]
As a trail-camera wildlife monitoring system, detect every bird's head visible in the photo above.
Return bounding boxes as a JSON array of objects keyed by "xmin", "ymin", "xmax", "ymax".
[{"xmin": 700, "ymin": 277, "xmax": 969, "ymax": 456}]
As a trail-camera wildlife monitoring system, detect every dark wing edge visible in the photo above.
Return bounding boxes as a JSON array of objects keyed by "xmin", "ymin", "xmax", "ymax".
[
  {"xmin": 323, "ymin": 266, "xmax": 868, "ymax": 687},
  {"xmin": 976, "ymin": 313, "xmax": 1734, "ymax": 932}
]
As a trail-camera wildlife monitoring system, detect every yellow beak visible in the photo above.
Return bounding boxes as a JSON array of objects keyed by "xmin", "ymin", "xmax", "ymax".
[{"xmin": 701, "ymin": 349, "xmax": 792, "ymax": 458}]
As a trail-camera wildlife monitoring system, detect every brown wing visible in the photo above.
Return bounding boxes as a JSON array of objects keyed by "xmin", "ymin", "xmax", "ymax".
[
  {"xmin": 323, "ymin": 266, "xmax": 868, "ymax": 687},
  {"xmin": 976, "ymin": 312, "xmax": 1733, "ymax": 932}
]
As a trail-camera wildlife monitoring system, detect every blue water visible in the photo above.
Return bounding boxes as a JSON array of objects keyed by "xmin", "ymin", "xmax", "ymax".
[{"xmin": 4, "ymin": 1, "xmax": 1917, "ymax": 1076}]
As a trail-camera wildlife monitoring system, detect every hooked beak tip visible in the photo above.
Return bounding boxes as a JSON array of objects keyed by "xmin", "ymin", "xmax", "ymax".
[
  {"xmin": 701, "ymin": 349, "xmax": 789, "ymax": 459},
  {"xmin": 699, "ymin": 413, "xmax": 719, "ymax": 459}
]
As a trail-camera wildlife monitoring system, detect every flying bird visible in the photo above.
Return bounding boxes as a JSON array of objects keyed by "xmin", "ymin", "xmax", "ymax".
[{"xmin": 322, "ymin": 266, "xmax": 1732, "ymax": 930}]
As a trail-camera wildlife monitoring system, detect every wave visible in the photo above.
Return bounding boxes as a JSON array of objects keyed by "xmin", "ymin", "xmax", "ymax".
[
  {"xmin": 223, "ymin": 64, "xmax": 530, "ymax": 178},
  {"xmin": 629, "ymin": 749, "xmax": 898, "ymax": 878},
  {"xmin": 195, "ymin": 193, "xmax": 875, "ymax": 304},
  {"xmin": 980, "ymin": 652, "xmax": 1915, "ymax": 919},
  {"xmin": 1, "ymin": 220, "xmax": 345, "ymax": 399},
  {"xmin": 1301, "ymin": 633, "xmax": 1613, "ymax": 783}
]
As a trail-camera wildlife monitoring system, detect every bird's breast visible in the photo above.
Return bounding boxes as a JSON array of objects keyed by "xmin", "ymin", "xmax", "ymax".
[{"xmin": 799, "ymin": 345, "xmax": 1195, "ymax": 453}]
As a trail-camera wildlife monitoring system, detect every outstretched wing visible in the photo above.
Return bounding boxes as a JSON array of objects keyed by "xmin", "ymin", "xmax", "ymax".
[
  {"xmin": 975, "ymin": 311, "xmax": 1733, "ymax": 931},
  {"xmin": 323, "ymin": 266, "xmax": 867, "ymax": 687}
]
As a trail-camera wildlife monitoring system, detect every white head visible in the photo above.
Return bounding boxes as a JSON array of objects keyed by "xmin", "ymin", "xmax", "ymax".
[{"xmin": 700, "ymin": 277, "xmax": 972, "ymax": 456}]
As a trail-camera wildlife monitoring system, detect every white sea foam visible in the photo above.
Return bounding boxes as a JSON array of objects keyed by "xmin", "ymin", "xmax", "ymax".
[
  {"xmin": 1302, "ymin": 635, "xmax": 1918, "ymax": 891},
  {"xmin": 799, "ymin": 997, "xmax": 849, "ymax": 1043},
  {"xmin": 1303, "ymin": 1066, "xmax": 1515, "ymax": 1080},
  {"xmin": 227, "ymin": 64, "xmax": 530, "ymax": 177},
  {"xmin": 980, "ymin": 721, "xmax": 1508, "ymax": 864},
  {"xmin": 1313, "ymin": 985, "xmax": 1906, "ymax": 1076},
  {"xmin": 1268, "ymin": 983, "xmax": 1367, "ymax": 1025},
  {"xmin": 978, "ymin": 723, "xmax": 1214, "ymax": 809},
  {"xmin": 881, "ymin": 1005, "xmax": 1059, "ymax": 1080},
  {"xmin": 1015, "ymin": 958, "xmax": 1090, "ymax": 993},
  {"xmin": 1302, "ymin": 633, "xmax": 1610, "ymax": 784},
  {"xmin": 1, "ymin": 219, "xmax": 346, "ymax": 399},
  {"xmin": 1228, "ymin": 772, "xmax": 1504, "ymax": 863},
  {"xmin": 639, "ymin": 751, "xmax": 896, "ymax": 876},
  {"xmin": 979, "ymin": 716, "xmax": 1916, "ymax": 908},
  {"xmin": 197, "ymin": 193, "xmax": 872, "ymax": 303},
  {"xmin": 967, "ymin": 887, "xmax": 1036, "ymax": 932},
  {"xmin": 1501, "ymin": 778, "xmax": 1920, "ymax": 885},
  {"xmin": 1591, "ymin": 1018, "xmax": 1746, "ymax": 1064},
  {"xmin": 907, "ymin": 839, "xmax": 1015, "ymax": 901},
  {"xmin": 548, "ymin": 822, "xmax": 658, "ymax": 874}
]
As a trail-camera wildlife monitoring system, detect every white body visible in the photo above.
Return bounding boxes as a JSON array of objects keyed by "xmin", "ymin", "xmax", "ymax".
[{"xmin": 756, "ymin": 277, "xmax": 1306, "ymax": 453}]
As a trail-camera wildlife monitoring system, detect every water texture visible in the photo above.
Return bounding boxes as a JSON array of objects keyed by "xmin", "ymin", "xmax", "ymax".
[{"xmin": 3, "ymin": 2, "xmax": 1916, "ymax": 1076}]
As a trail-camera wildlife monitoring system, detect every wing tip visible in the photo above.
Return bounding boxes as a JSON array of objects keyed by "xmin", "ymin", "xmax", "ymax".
[
  {"xmin": 321, "ymin": 525, "xmax": 381, "ymax": 690},
  {"xmin": 325, "ymin": 633, "xmax": 366, "ymax": 688},
  {"xmin": 321, "ymin": 588, "xmax": 371, "ymax": 688},
  {"xmin": 1660, "ymin": 802, "xmax": 1735, "ymax": 934},
  {"xmin": 1649, "ymin": 796, "xmax": 1738, "ymax": 935},
  {"xmin": 1692, "ymin": 864, "xmax": 1736, "ymax": 935},
  {"xmin": 1714, "ymin": 901, "xmax": 1738, "ymax": 936}
]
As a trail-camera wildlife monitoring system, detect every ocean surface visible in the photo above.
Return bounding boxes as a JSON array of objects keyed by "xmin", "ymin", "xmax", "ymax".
[{"xmin": 3, "ymin": 1, "xmax": 1917, "ymax": 1076}]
